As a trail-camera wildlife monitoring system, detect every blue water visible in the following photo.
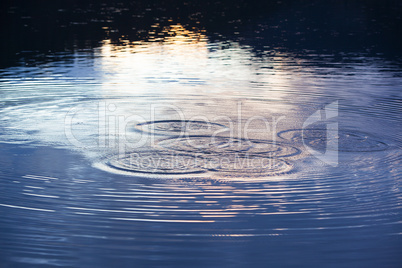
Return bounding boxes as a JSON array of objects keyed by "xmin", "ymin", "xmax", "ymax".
[{"xmin": 0, "ymin": 1, "xmax": 401, "ymax": 267}]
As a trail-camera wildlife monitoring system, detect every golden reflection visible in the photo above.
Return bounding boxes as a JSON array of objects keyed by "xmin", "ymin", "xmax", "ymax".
[
  {"xmin": 147, "ymin": 23, "xmax": 208, "ymax": 44},
  {"xmin": 103, "ymin": 23, "xmax": 208, "ymax": 52}
]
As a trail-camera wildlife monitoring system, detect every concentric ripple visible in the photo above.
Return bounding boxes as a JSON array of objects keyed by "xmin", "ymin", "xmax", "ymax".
[
  {"xmin": 134, "ymin": 120, "xmax": 228, "ymax": 136},
  {"xmin": 104, "ymin": 150, "xmax": 207, "ymax": 176},
  {"xmin": 158, "ymin": 136, "xmax": 251, "ymax": 154},
  {"xmin": 101, "ymin": 149, "xmax": 294, "ymax": 178},
  {"xmin": 246, "ymin": 140, "xmax": 301, "ymax": 157},
  {"xmin": 158, "ymin": 136, "xmax": 301, "ymax": 158},
  {"xmin": 206, "ymin": 154, "xmax": 294, "ymax": 178},
  {"xmin": 278, "ymin": 129, "xmax": 389, "ymax": 152}
]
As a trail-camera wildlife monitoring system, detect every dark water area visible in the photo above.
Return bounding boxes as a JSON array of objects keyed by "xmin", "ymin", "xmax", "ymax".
[
  {"xmin": 2, "ymin": 0, "xmax": 402, "ymax": 67},
  {"xmin": 1, "ymin": 1, "xmax": 402, "ymax": 267}
]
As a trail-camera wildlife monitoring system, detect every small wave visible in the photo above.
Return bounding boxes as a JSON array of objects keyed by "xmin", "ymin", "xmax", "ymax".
[{"xmin": 278, "ymin": 128, "xmax": 389, "ymax": 152}]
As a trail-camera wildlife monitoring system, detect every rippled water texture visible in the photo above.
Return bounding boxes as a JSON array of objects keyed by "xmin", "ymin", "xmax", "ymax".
[{"xmin": 1, "ymin": 1, "xmax": 402, "ymax": 267}]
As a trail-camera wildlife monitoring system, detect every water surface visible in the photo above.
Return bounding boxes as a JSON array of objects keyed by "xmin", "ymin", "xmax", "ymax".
[{"xmin": 1, "ymin": 1, "xmax": 401, "ymax": 267}]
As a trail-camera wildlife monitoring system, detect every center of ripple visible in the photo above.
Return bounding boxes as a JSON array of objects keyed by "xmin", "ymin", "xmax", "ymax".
[
  {"xmin": 157, "ymin": 136, "xmax": 301, "ymax": 158},
  {"xmin": 134, "ymin": 120, "xmax": 229, "ymax": 136}
]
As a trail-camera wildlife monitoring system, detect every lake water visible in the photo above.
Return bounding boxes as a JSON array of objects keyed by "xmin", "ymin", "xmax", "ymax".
[{"xmin": 0, "ymin": 1, "xmax": 401, "ymax": 267}]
